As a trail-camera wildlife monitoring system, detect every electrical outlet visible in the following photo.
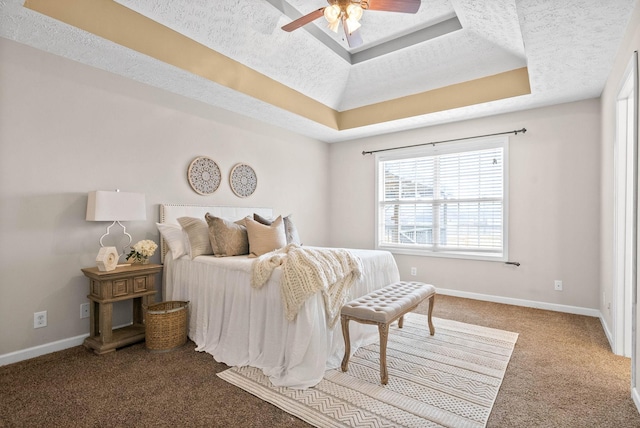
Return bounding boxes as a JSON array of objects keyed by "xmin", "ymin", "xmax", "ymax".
[
  {"xmin": 410, "ymin": 267, "xmax": 417, "ymax": 276},
  {"xmin": 554, "ymin": 280, "xmax": 563, "ymax": 291},
  {"xmin": 80, "ymin": 303, "xmax": 90, "ymax": 319},
  {"xmin": 34, "ymin": 311, "xmax": 47, "ymax": 328}
]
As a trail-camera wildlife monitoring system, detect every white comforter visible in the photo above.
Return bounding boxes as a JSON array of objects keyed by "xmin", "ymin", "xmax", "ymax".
[{"xmin": 164, "ymin": 247, "xmax": 400, "ymax": 389}]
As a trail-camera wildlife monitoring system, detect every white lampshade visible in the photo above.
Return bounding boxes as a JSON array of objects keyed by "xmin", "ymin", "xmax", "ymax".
[{"xmin": 86, "ymin": 190, "xmax": 146, "ymax": 221}]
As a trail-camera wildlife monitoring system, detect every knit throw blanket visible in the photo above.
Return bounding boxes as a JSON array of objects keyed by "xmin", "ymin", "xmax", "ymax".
[{"xmin": 251, "ymin": 244, "xmax": 363, "ymax": 327}]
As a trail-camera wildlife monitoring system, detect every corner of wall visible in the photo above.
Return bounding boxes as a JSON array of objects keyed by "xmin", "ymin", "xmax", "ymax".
[{"xmin": 598, "ymin": 312, "xmax": 615, "ymax": 353}]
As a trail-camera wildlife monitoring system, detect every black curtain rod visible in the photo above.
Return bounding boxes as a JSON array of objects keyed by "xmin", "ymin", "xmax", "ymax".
[{"xmin": 361, "ymin": 128, "xmax": 527, "ymax": 155}]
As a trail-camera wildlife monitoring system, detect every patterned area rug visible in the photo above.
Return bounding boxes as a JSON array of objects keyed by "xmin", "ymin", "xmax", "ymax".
[{"xmin": 218, "ymin": 314, "xmax": 518, "ymax": 428}]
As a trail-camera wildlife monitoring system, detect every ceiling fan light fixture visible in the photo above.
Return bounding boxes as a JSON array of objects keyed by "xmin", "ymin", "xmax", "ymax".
[
  {"xmin": 346, "ymin": 4, "xmax": 363, "ymax": 21},
  {"xmin": 324, "ymin": 4, "xmax": 341, "ymax": 22},
  {"xmin": 327, "ymin": 19, "xmax": 340, "ymax": 32}
]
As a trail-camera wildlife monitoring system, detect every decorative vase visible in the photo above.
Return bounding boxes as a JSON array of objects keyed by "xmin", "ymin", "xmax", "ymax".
[{"xmin": 127, "ymin": 255, "xmax": 149, "ymax": 265}]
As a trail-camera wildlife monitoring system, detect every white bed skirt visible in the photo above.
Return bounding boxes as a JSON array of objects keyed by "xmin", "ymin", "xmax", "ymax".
[{"xmin": 164, "ymin": 248, "xmax": 400, "ymax": 389}]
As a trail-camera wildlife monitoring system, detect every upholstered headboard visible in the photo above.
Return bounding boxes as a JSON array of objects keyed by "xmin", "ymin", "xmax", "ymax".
[{"xmin": 159, "ymin": 204, "xmax": 273, "ymax": 262}]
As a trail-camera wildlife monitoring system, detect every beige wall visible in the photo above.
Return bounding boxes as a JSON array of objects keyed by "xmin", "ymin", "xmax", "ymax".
[
  {"xmin": 599, "ymin": 0, "xmax": 640, "ymax": 404},
  {"xmin": 328, "ymin": 99, "xmax": 601, "ymax": 310},
  {"xmin": 0, "ymin": 38, "xmax": 330, "ymax": 356}
]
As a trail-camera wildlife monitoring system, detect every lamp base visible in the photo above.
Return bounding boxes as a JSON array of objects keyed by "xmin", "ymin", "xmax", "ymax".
[
  {"xmin": 99, "ymin": 221, "xmax": 133, "ymax": 260},
  {"xmin": 96, "ymin": 246, "xmax": 119, "ymax": 271}
]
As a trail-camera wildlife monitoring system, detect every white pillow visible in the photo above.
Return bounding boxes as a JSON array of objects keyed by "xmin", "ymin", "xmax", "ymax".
[
  {"xmin": 244, "ymin": 215, "xmax": 287, "ymax": 257},
  {"xmin": 177, "ymin": 217, "xmax": 213, "ymax": 258},
  {"xmin": 156, "ymin": 223, "xmax": 188, "ymax": 260}
]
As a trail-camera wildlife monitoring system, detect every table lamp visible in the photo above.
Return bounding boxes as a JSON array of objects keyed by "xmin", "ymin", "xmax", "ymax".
[{"xmin": 86, "ymin": 190, "xmax": 146, "ymax": 270}]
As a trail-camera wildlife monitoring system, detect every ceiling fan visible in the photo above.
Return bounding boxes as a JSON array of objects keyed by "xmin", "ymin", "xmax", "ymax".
[{"xmin": 281, "ymin": 0, "xmax": 421, "ymax": 48}]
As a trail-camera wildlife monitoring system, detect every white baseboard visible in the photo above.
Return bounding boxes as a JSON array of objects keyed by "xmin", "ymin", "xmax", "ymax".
[
  {"xmin": 0, "ymin": 333, "xmax": 88, "ymax": 367},
  {"xmin": 0, "ymin": 323, "xmax": 133, "ymax": 367},
  {"xmin": 633, "ymin": 386, "xmax": 640, "ymax": 414},
  {"xmin": 599, "ymin": 314, "xmax": 615, "ymax": 353},
  {"xmin": 436, "ymin": 287, "xmax": 601, "ymax": 317}
]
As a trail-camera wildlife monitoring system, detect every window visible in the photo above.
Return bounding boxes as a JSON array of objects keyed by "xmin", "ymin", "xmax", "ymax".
[{"xmin": 375, "ymin": 137, "xmax": 508, "ymax": 261}]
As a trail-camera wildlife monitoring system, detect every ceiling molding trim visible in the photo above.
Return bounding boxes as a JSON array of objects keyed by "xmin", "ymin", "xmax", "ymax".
[
  {"xmin": 337, "ymin": 67, "xmax": 532, "ymax": 130},
  {"xmin": 350, "ymin": 16, "xmax": 463, "ymax": 64}
]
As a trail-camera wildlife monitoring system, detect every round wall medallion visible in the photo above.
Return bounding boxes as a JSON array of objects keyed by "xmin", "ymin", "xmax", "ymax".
[
  {"xmin": 187, "ymin": 156, "xmax": 221, "ymax": 195},
  {"xmin": 230, "ymin": 163, "xmax": 257, "ymax": 198}
]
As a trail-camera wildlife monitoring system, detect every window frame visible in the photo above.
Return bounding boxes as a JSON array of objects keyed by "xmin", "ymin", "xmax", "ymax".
[{"xmin": 374, "ymin": 136, "xmax": 509, "ymax": 262}]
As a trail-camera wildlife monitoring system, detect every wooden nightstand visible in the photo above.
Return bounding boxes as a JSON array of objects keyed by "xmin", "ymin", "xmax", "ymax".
[{"xmin": 81, "ymin": 263, "xmax": 162, "ymax": 355}]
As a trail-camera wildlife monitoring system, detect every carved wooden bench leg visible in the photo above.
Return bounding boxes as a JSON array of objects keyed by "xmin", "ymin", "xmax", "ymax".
[
  {"xmin": 427, "ymin": 294, "xmax": 435, "ymax": 335},
  {"xmin": 341, "ymin": 315, "xmax": 351, "ymax": 372},
  {"xmin": 379, "ymin": 322, "xmax": 390, "ymax": 384}
]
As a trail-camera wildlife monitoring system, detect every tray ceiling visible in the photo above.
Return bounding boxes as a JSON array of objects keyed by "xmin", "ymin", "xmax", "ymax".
[{"xmin": 0, "ymin": 0, "xmax": 637, "ymax": 142}]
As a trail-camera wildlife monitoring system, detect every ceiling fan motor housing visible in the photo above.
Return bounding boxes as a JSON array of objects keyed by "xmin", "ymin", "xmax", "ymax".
[{"xmin": 330, "ymin": 0, "xmax": 370, "ymax": 11}]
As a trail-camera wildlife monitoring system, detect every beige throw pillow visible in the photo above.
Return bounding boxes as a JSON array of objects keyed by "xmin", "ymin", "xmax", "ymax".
[
  {"xmin": 245, "ymin": 215, "xmax": 286, "ymax": 256},
  {"xmin": 204, "ymin": 214, "xmax": 249, "ymax": 257},
  {"xmin": 177, "ymin": 216, "xmax": 213, "ymax": 258},
  {"xmin": 253, "ymin": 213, "xmax": 301, "ymax": 245}
]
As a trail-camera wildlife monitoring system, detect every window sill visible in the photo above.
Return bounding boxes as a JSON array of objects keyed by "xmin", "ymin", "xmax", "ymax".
[{"xmin": 377, "ymin": 246, "xmax": 507, "ymax": 262}]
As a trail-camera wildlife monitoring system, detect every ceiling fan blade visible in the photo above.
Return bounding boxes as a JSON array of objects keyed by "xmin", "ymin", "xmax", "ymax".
[
  {"xmin": 366, "ymin": 0, "xmax": 421, "ymax": 13},
  {"xmin": 343, "ymin": 18, "xmax": 363, "ymax": 48},
  {"xmin": 281, "ymin": 8, "xmax": 325, "ymax": 32}
]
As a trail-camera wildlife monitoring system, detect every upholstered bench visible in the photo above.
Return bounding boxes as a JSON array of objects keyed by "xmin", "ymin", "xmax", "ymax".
[{"xmin": 340, "ymin": 281, "xmax": 436, "ymax": 385}]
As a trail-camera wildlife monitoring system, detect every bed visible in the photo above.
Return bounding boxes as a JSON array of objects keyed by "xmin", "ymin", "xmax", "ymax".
[{"xmin": 158, "ymin": 204, "xmax": 400, "ymax": 389}]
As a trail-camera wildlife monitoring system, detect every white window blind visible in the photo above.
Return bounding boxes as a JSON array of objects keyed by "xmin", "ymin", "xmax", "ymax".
[{"xmin": 376, "ymin": 137, "xmax": 508, "ymax": 260}]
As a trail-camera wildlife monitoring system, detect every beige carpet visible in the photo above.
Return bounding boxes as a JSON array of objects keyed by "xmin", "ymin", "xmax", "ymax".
[{"xmin": 219, "ymin": 314, "xmax": 518, "ymax": 428}]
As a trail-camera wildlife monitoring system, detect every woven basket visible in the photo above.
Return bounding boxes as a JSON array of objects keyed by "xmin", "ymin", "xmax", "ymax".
[{"xmin": 144, "ymin": 301, "xmax": 189, "ymax": 352}]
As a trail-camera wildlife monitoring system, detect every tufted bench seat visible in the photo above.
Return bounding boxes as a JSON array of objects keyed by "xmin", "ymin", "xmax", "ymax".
[{"xmin": 340, "ymin": 281, "xmax": 436, "ymax": 384}]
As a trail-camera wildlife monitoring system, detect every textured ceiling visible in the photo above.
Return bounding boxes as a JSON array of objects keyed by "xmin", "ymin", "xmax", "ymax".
[{"xmin": 0, "ymin": 0, "xmax": 637, "ymax": 142}]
